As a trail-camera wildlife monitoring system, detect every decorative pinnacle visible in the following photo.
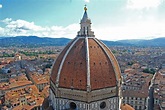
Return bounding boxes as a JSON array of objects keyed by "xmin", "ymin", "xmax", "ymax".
[{"xmin": 84, "ymin": 5, "xmax": 87, "ymax": 11}]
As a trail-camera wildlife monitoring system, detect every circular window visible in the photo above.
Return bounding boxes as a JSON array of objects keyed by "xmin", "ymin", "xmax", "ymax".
[
  {"xmin": 100, "ymin": 101, "xmax": 106, "ymax": 109},
  {"xmin": 70, "ymin": 102, "xmax": 77, "ymax": 109}
]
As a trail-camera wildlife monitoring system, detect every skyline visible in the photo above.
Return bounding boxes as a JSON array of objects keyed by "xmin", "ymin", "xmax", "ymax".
[{"xmin": 0, "ymin": 0, "xmax": 165, "ymax": 41}]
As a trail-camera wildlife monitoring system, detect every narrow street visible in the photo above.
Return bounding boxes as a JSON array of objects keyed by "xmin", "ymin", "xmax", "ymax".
[{"xmin": 148, "ymin": 86, "xmax": 154, "ymax": 110}]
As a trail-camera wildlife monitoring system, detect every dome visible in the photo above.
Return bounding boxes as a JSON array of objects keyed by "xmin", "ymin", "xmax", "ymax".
[
  {"xmin": 50, "ymin": 6, "xmax": 121, "ymax": 92},
  {"xmin": 48, "ymin": 6, "xmax": 122, "ymax": 110},
  {"xmin": 51, "ymin": 37, "xmax": 121, "ymax": 91}
]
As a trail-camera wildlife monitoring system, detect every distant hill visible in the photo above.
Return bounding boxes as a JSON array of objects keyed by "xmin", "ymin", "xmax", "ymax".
[
  {"xmin": 0, "ymin": 36, "xmax": 129, "ymax": 47},
  {"xmin": 0, "ymin": 36, "xmax": 164, "ymax": 47},
  {"xmin": 118, "ymin": 37, "xmax": 165, "ymax": 47},
  {"xmin": 101, "ymin": 40, "xmax": 132, "ymax": 47},
  {"xmin": 0, "ymin": 36, "xmax": 71, "ymax": 47}
]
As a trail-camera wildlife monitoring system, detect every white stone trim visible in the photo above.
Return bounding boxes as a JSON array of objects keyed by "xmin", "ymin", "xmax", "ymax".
[
  {"xmin": 85, "ymin": 37, "xmax": 91, "ymax": 92},
  {"xmin": 56, "ymin": 37, "xmax": 79, "ymax": 87}
]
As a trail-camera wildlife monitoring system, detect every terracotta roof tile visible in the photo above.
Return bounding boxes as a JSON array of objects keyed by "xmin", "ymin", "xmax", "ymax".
[
  {"xmin": 122, "ymin": 89, "xmax": 148, "ymax": 98},
  {"xmin": 121, "ymin": 104, "xmax": 135, "ymax": 110}
]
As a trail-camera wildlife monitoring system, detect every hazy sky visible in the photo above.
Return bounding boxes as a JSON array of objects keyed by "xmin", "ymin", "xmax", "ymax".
[{"xmin": 0, "ymin": 0, "xmax": 165, "ymax": 40}]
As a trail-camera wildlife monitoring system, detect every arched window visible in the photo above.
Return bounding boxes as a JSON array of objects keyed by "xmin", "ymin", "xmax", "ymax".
[
  {"xmin": 70, "ymin": 102, "xmax": 77, "ymax": 109},
  {"xmin": 83, "ymin": 27, "xmax": 85, "ymax": 35}
]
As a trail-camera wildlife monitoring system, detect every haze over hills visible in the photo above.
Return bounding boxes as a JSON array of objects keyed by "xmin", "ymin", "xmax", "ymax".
[
  {"xmin": 0, "ymin": 36, "xmax": 70, "ymax": 47},
  {"xmin": 0, "ymin": 36, "xmax": 164, "ymax": 47},
  {"xmin": 118, "ymin": 38, "xmax": 165, "ymax": 47}
]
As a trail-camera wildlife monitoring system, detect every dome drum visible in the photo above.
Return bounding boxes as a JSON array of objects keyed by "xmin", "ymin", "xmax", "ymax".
[
  {"xmin": 49, "ymin": 88, "xmax": 120, "ymax": 110},
  {"xmin": 50, "ymin": 81, "xmax": 119, "ymax": 103}
]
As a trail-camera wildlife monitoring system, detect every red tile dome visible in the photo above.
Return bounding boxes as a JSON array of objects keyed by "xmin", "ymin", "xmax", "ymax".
[
  {"xmin": 50, "ymin": 6, "xmax": 121, "ymax": 92},
  {"xmin": 51, "ymin": 37, "xmax": 121, "ymax": 91}
]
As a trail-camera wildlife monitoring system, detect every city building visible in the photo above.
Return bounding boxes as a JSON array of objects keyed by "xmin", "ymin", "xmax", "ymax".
[
  {"xmin": 28, "ymin": 72, "xmax": 50, "ymax": 91},
  {"xmin": 122, "ymin": 69, "xmax": 153, "ymax": 110},
  {"xmin": 1, "ymin": 85, "xmax": 44, "ymax": 110},
  {"xmin": 151, "ymin": 68, "xmax": 165, "ymax": 110}
]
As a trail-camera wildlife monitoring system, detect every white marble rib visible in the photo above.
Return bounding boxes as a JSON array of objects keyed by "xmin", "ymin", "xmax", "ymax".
[
  {"xmin": 55, "ymin": 37, "xmax": 79, "ymax": 87},
  {"xmin": 85, "ymin": 37, "xmax": 91, "ymax": 92}
]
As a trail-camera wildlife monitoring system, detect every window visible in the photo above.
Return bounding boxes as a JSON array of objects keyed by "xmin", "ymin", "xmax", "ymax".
[
  {"xmin": 100, "ymin": 102, "xmax": 106, "ymax": 109},
  {"xmin": 70, "ymin": 102, "xmax": 77, "ymax": 109},
  {"xmin": 139, "ymin": 106, "xmax": 142, "ymax": 109},
  {"xmin": 83, "ymin": 27, "xmax": 85, "ymax": 35}
]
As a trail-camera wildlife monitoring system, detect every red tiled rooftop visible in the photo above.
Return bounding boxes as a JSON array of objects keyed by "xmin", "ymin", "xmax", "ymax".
[
  {"xmin": 122, "ymin": 89, "xmax": 148, "ymax": 98},
  {"xmin": 121, "ymin": 104, "xmax": 135, "ymax": 110},
  {"xmin": 29, "ymin": 72, "xmax": 49, "ymax": 85}
]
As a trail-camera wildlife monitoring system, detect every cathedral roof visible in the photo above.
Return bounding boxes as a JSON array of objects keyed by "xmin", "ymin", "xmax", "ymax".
[{"xmin": 50, "ymin": 6, "xmax": 121, "ymax": 92}]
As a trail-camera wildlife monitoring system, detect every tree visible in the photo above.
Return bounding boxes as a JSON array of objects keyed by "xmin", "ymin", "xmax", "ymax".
[{"xmin": 143, "ymin": 68, "xmax": 155, "ymax": 75}]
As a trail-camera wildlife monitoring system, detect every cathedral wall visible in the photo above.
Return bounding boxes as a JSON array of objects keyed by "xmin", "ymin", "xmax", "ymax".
[{"xmin": 50, "ymin": 88, "xmax": 120, "ymax": 110}]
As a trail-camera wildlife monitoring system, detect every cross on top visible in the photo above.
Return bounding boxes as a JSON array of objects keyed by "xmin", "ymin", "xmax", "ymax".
[{"xmin": 84, "ymin": 5, "xmax": 87, "ymax": 11}]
